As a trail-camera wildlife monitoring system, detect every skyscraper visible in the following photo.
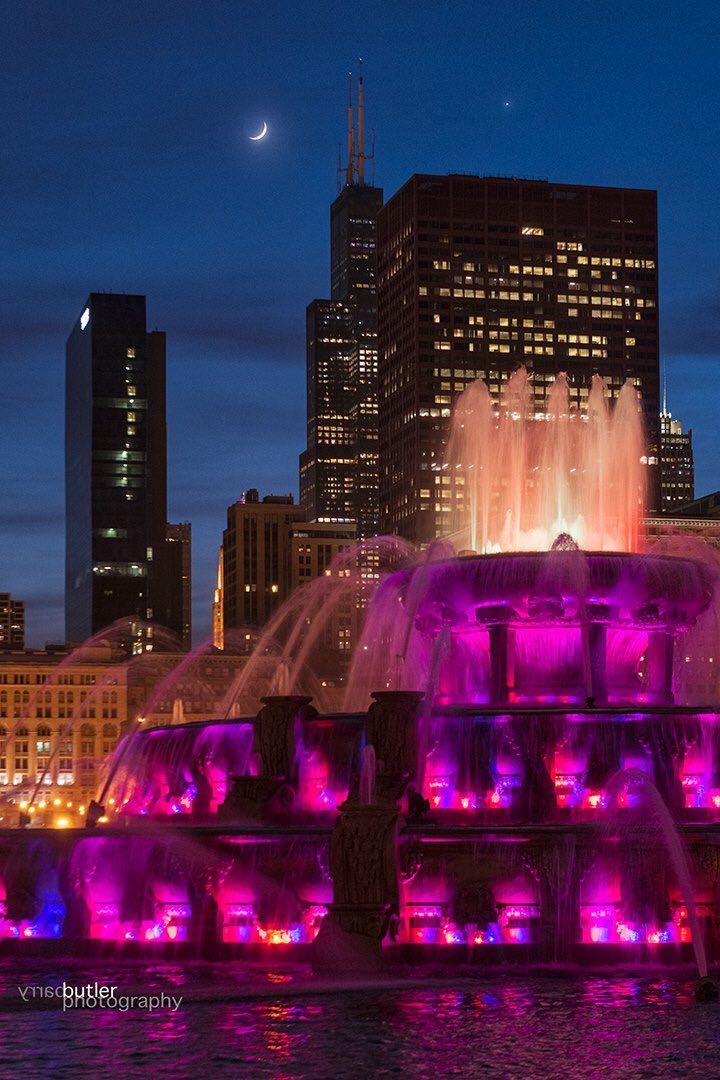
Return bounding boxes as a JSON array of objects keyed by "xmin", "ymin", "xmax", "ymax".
[
  {"xmin": 659, "ymin": 402, "xmax": 694, "ymax": 510},
  {"xmin": 220, "ymin": 490, "xmax": 356, "ymax": 697},
  {"xmin": 377, "ymin": 174, "xmax": 660, "ymax": 543},
  {"xmin": 222, "ymin": 490, "xmax": 305, "ymax": 632},
  {"xmin": 65, "ymin": 293, "xmax": 189, "ymax": 648},
  {"xmin": 0, "ymin": 594, "xmax": 24, "ymax": 650},
  {"xmin": 300, "ymin": 69, "xmax": 383, "ymax": 537},
  {"xmin": 212, "ymin": 547, "xmax": 224, "ymax": 651},
  {"xmin": 160, "ymin": 522, "xmax": 192, "ymax": 648}
]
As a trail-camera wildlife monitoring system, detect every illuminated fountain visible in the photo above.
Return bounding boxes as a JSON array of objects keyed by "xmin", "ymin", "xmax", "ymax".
[{"xmin": 3, "ymin": 369, "xmax": 720, "ymax": 983}]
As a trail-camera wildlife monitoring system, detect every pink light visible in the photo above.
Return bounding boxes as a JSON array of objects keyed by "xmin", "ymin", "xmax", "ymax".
[
  {"xmin": 498, "ymin": 904, "xmax": 537, "ymax": 944},
  {"xmin": 406, "ymin": 905, "xmax": 444, "ymax": 944},
  {"xmin": 222, "ymin": 904, "xmax": 256, "ymax": 944},
  {"xmin": 682, "ymin": 774, "xmax": 707, "ymax": 808},
  {"xmin": 257, "ymin": 925, "xmax": 302, "ymax": 945},
  {"xmin": 673, "ymin": 906, "xmax": 693, "ymax": 943},
  {"xmin": 428, "ymin": 776, "xmax": 453, "ymax": 810},
  {"xmin": 472, "ymin": 929, "xmax": 498, "ymax": 944},
  {"xmin": 442, "ymin": 922, "xmax": 465, "ymax": 945},
  {"xmin": 304, "ymin": 905, "xmax": 328, "ymax": 942}
]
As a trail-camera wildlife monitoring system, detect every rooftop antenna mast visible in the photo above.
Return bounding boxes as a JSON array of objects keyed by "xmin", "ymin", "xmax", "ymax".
[
  {"xmin": 346, "ymin": 71, "xmax": 355, "ymax": 186},
  {"xmin": 358, "ymin": 60, "xmax": 375, "ymax": 186},
  {"xmin": 357, "ymin": 59, "xmax": 365, "ymax": 184}
]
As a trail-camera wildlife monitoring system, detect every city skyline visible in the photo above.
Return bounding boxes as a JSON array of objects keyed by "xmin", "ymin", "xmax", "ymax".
[{"xmin": 3, "ymin": 1, "xmax": 720, "ymax": 645}]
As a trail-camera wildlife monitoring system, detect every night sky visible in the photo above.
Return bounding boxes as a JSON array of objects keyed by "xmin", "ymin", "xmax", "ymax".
[{"xmin": 3, "ymin": 0, "xmax": 719, "ymax": 646}]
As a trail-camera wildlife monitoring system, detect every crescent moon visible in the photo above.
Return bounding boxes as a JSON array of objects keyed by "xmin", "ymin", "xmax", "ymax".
[{"xmin": 249, "ymin": 122, "xmax": 268, "ymax": 141}]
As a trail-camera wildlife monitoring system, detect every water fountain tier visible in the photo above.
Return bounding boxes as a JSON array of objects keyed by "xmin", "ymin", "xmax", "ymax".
[{"xmin": 387, "ymin": 552, "xmax": 713, "ymax": 707}]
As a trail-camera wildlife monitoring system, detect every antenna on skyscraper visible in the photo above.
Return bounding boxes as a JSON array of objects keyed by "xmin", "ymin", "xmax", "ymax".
[
  {"xmin": 357, "ymin": 58, "xmax": 365, "ymax": 184},
  {"xmin": 346, "ymin": 71, "xmax": 355, "ymax": 186}
]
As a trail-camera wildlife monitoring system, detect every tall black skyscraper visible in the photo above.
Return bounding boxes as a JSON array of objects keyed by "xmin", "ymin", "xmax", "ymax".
[
  {"xmin": 377, "ymin": 175, "xmax": 660, "ymax": 542},
  {"xmin": 65, "ymin": 293, "xmax": 190, "ymax": 648},
  {"xmin": 300, "ymin": 69, "xmax": 383, "ymax": 537}
]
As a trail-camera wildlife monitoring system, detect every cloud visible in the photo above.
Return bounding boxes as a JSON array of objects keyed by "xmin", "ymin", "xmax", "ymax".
[
  {"xmin": 170, "ymin": 312, "xmax": 303, "ymax": 360},
  {"xmin": 0, "ymin": 507, "xmax": 65, "ymax": 531}
]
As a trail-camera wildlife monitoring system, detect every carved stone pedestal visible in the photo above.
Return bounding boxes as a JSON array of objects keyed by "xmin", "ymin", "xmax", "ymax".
[
  {"xmin": 255, "ymin": 695, "xmax": 316, "ymax": 777},
  {"xmin": 313, "ymin": 802, "xmax": 400, "ymax": 974},
  {"xmin": 522, "ymin": 834, "xmax": 590, "ymax": 960},
  {"xmin": 313, "ymin": 903, "xmax": 389, "ymax": 974},
  {"xmin": 219, "ymin": 695, "xmax": 315, "ymax": 821},
  {"xmin": 363, "ymin": 690, "xmax": 425, "ymax": 802}
]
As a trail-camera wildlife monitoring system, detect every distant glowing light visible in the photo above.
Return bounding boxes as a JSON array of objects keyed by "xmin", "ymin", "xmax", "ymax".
[
  {"xmin": 442, "ymin": 922, "xmax": 465, "ymax": 945},
  {"xmin": 257, "ymin": 925, "xmax": 301, "ymax": 945},
  {"xmin": 80, "ymin": 307, "xmax": 90, "ymax": 330}
]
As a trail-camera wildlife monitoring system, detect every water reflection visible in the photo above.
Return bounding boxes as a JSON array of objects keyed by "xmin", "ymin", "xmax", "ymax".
[{"xmin": 0, "ymin": 964, "xmax": 716, "ymax": 1078}]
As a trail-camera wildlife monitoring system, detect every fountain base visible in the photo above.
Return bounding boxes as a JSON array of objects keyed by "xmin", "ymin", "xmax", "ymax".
[{"xmin": 313, "ymin": 905, "xmax": 388, "ymax": 975}]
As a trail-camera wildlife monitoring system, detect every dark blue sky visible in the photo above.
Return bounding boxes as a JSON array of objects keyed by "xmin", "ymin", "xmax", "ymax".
[{"xmin": 3, "ymin": 0, "xmax": 719, "ymax": 646}]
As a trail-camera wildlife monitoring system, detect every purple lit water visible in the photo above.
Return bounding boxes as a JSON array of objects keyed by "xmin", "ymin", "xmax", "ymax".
[{"xmin": 0, "ymin": 961, "xmax": 717, "ymax": 1078}]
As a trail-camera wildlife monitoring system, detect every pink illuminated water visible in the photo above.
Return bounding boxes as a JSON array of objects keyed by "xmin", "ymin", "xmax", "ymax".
[{"xmin": 446, "ymin": 369, "xmax": 646, "ymax": 554}]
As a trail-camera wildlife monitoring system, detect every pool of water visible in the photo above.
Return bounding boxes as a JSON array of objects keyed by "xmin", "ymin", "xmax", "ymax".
[{"xmin": 0, "ymin": 962, "xmax": 717, "ymax": 1078}]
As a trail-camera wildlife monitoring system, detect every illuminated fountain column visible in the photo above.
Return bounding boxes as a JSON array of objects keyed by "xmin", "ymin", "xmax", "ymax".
[
  {"xmin": 646, "ymin": 630, "xmax": 675, "ymax": 706},
  {"xmin": 313, "ymin": 691, "xmax": 424, "ymax": 973},
  {"xmin": 582, "ymin": 610, "xmax": 608, "ymax": 707},
  {"xmin": 479, "ymin": 607, "xmax": 517, "ymax": 706},
  {"xmin": 220, "ymin": 695, "xmax": 317, "ymax": 821}
]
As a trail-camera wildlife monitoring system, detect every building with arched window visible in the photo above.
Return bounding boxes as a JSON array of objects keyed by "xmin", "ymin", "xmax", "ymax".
[{"xmin": 0, "ymin": 645, "xmax": 249, "ymax": 824}]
